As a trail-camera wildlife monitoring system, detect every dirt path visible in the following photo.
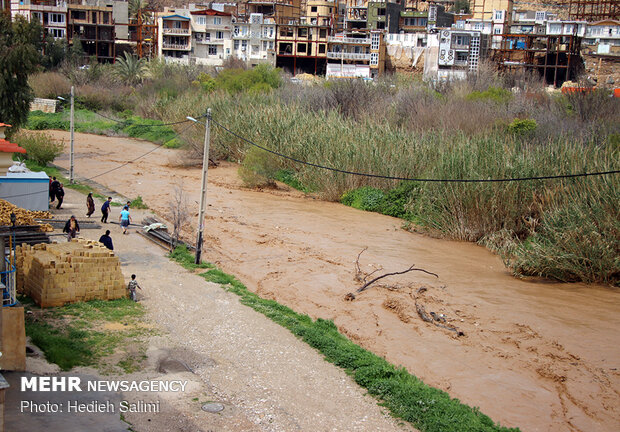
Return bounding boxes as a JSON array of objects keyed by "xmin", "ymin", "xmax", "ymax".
[
  {"xmin": 48, "ymin": 130, "xmax": 620, "ymax": 432},
  {"xmin": 43, "ymin": 187, "xmax": 413, "ymax": 432}
]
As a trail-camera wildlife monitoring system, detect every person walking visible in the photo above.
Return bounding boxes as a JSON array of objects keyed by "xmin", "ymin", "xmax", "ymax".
[
  {"xmin": 55, "ymin": 183, "xmax": 65, "ymax": 209},
  {"xmin": 50, "ymin": 177, "xmax": 60, "ymax": 203},
  {"xmin": 127, "ymin": 274, "xmax": 142, "ymax": 302},
  {"xmin": 101, "ymin": 197, "xmax": 112, "ymax": 223},
  {"xmin": 86, "ymin": 193, "xmax": 95, "ymax": 217},
  {"xmin": 98, "ymin": 229, "xmax": 114, "ymax": 250},
  {"xmin": 63, "ymin": 215, "xmax": 80, "ymax": 241},
  {"xmin": 119, "ymin": 205, "xmax": 132, "ymax": 235}
]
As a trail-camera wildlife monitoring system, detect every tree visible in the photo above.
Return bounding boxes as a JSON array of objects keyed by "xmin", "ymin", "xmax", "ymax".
[
  {"xmin": 0, "ymin": 13, "xmax": 43, "ymax": 134},
  {"xmin": 451, "ymin": 0, "xmax": 471, "ymax": 14},
  {"xmin": 113, "ymin": 52, "xmax": 147, "ymax": 86}
]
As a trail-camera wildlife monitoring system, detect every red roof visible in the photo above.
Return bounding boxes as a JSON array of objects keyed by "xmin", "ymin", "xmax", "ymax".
[
  {"xmin": 0, "ymin": 139, "xmax": 26, "ymax": 154},
  {"xmin": 190, "ymin": 9, "xmax": 231, "ymax": 16},
  {"xmin": 0, "ymin": 123, "xmax": 12, "ymax": 127}
]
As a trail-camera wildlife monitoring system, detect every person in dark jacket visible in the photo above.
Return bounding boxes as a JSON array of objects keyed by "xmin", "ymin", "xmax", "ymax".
[
  {"xmin": 50, "ymin": 177, "xmax": 60, "ymax": 203},
  {"xmin": 98, "ymin": 230, "xmax": 114, "ymax": 250},
  {"xmin": 55, "ymin": 183, "xmax": 65, "ymax": 209},
  {"xmin": 63, "ymin": 215, "xmax": 80, "ymax": 241},
  {"xmin": 101, "ymin": 197, "xmax": 112, "ymax": 223},
  {"xmin": 86, "ymin": 192, "xmax": 95, "ymax": 217}
]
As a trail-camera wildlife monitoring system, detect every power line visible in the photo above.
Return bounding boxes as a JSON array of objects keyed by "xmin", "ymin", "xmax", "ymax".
[
  {"xmin": 91, "ymin": 110, "xmax": 202, "ymax": 127},
  {"xmin": 212, "ymin": 119, "xmax": 619, "ymax": 183}
]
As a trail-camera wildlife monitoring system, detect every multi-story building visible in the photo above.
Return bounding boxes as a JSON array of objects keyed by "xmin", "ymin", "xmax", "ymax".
[
  {"xmin": 424, "ymin": 29, "xmax": 488, "ymax": 81},
  {"xmin": 157, "ymin": 10, "xmax": 192, "ymax": 63},
  {"xmin": 345, "ymin": 0, "xmax": 368, "ymax": 30},
  {"xmin": 305, "ymin": 0, "xmax": 338, "ymax": 27},
  {"xmin": 326, "ymin": 30, "xmax": 385, "ymax": 78},
  {"xmin": 11, "ymin": 0, "xmax": 68, "ymax": 40},
  {"xmin": 190, "ymin": 8, "xmax": 233, "ymax": 66},
  {"xmin": 67, "ymin": 2, "xmax": 115, "ymax": 62},
  {"xmin": 367, "ymin": 0, "xmax": 402, "ymax": 32},
  {"xmin": 469, "ymin": 0, "xmax": 513, "ymax": 48},
  {"xmin": 232, "ymin": 13, "xmax": 277, "ymax": 66},
  {"xmin": 276, "ymin": 20, "xmax": 331, "ymax": 74},
  {"xmin": 241, "ymin": 0, "xmax": 302, "ymax": 24},
  {"xmin": 400, "ymin": 4, "xmax": 453, "ymax": 34},
  {"xmin": 583, "ymin": 19, "xmax": 620, "ymax": 55}
]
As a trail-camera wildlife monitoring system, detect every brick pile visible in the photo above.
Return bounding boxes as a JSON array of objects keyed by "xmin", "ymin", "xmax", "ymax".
[{"xmin": 16, "ymin": 238, "xmax": 126, "ymax": 307}]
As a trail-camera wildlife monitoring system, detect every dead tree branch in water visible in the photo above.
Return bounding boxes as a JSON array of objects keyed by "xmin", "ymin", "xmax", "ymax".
[{"xmin": 346, "ymin": 249, "xmax": 438, "ymax": 300}]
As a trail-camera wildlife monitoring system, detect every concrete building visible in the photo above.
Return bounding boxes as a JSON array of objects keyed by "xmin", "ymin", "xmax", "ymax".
[
  {"xmin": 191, "ymin": 8, "xmax": 233, "ymax": 66},
  {"xmin": 583, "ymin": 19, "xmax": 620, "ymax": 55},
  {"xmin": 400, "ymin": 3, "xmax": 453, "ymax": 34},
  {"xmin": 232, "ymin": 13, "xmax": 277, "ymax": 67},
  {"xmin": 367, "ymin": 1, "xmax": 402, "ymax": 32},
  {"xmin": 11, "ymin": 0, "xmax": 68, "ymax": 40},
  {"xmin": 424, "ymin": 29, "xmax": 488, "ymax": 81},
  {"xmin": 67, "ymin": 2, "xmax": 117, "ymax": 62},
  {"xmin": 276, "ymin": 20, "xmax": 331, "ymax": 74},
  {"xmin": 326, "ymin": 30, "xmax": 385, "ymax": 78},
  {"xmin": 157, "ymin": 10, "xmax": 192, "ymax": 63},
  {"xmin": 470, "ymin": 0, "xmax": 513, "ymax": 48},
  {"xmin": 305, "ymin": 0, "xmax": 338, "ymax": 27}
]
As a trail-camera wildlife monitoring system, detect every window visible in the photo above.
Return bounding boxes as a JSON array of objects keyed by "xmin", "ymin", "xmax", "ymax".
[
  {"xmin": 205, "ymin": 32, "xmax": 211, "ymax": 41},
  {"xmin": 102, "ymin": 12, "xmax": 110, "ymax": 24},
  {"xmin": 196, "ymin": 16, "xmax": 206, "ymax": 26},
  {"xmin": 377, "ymin": 22, "xmax": 385, "ymax": 30},
  {"xmin": 208, "ymin": 45, "xmax": 217, "ymax": 55},
  {"xmin": 214, "ymin": 17, "xmax": 222, "ymax": 25},
  {"xmin": 268, "ymin": 41, "xmax": 274, "ymax": 50},
  {"xmin": 234, "ymin": 40, "xmax": 239, "ymax": 49},
  {"xmin": 454, "ymin": 35, "xmax": 469, "ymax": 46},
  {"xmin": 371, "ymin": 33, "xmax": 380, "ymax": 50},
  {"xmin": 494, "ymin": 11, "xmax": 503, "ymax": 21},
  {"xmin": 318, "ymin": 43, "xmax": 326, "ymax": 54},
  {"xmin": 31, "ymin": 12, "xmax": 43, "ymax": 23},
  {"xmin": 71, "ymin": 11, "xmax": 86, "ymax": 20},
  {"xmin": 262, "ymin": 41, "xmax": 267, "ymax": 50},
  {"xmin": 297, "ymin": 42, "xmax": 307, "ymax": 53},
  {"xmin": 535, "ymin": 11, "xmax": 546, "ymax": 21},
  {"xmin": 51, "ymin": 28, "xmax": 65, "ymax": 39},
  {"xmin": 242, "ymin": 40, "xmax": 247, "ymax": 50},
  {"xmin": 456, "ymin": 52, "xmax": 468, "ymax": 62},
  {"xmin": 378, "ymin": 8, "xmax": 386, "ymax": 16},
  {"xmin": 370, "ymin": 52, "xmax": 378, "ymax": 65},
  {"xmin": 494, "ymin": 27, "xmax": 502, "ymax": 34},
  {"xmin": 50, "ymin": 13, "xmax": 64, "ymax": 24},
  {"xmin": 319, "ymin": 29, "xmax": 327, "ymax": 39},
  {"xmin": 216, "ymin": 31, "xmax": 224, "ymax": 39},
  {"xmin": 311, "ymin": 6, "xmax": 317, "ymax": 12},
  {"xmin": 298, "ymin": 28, "xmax": 308, "ymax": 38}
]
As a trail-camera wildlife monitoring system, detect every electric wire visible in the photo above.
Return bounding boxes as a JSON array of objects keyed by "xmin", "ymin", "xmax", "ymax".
[{"xmin": 212, "ymin": 119, "xmax": 620, "ymax": 183}]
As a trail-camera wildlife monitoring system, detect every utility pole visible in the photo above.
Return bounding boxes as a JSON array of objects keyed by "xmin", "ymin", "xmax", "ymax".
[
  {"xmin": 69, "ymin": 85, "xmax": 75, "ymax": 184},
  {"xmin": 187, "ymin": 109, "xmax": 211, "ymax": 264}
]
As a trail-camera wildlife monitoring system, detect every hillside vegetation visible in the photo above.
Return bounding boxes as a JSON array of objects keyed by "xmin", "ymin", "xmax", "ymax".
[{"xmin": 28, "ymin": 61, "xmax": 620, "ymax": 285}]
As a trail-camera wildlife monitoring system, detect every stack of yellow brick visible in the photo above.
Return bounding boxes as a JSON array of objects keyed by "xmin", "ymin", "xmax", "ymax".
[{"xmin": 15, "ymin": 238, "xmax": 126, "ymax": 307}]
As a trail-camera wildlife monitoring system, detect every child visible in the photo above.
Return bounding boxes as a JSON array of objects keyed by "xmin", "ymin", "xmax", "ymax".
[{"xmin": 127, "ymin": 274, "xmax": 142, "ymax": 302}]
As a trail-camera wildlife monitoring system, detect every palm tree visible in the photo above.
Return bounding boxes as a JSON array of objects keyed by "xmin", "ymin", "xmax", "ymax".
[
  {"xmin": 129, "ymin": 0, "xmax": 153, "ymax": 25},
  {"xmin": 113, "ymin": 52, "xmax": 147, "ymax": 86}
]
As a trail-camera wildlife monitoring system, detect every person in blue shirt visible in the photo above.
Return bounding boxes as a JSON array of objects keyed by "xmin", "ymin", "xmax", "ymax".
[
  {"xmin": 119, "ymin": 205, "xmax": 132, "ymax": 235},
  {"xmin": 98, "ymin": 230, "xmax": 114, "ymax": 250},
  {"xmin": 101, "ymin": 197, "xmax": 112, "ymax": 223}
]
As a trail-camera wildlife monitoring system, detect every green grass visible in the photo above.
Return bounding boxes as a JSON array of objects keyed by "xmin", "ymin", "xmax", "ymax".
[
  {"xmin": 130, "ymin": 195, "xmax": 148, "ymax": 209},
  {"xmin": 169, "ymin": 246, "xmax": 519, "ymax": 432},
  {"xmin": 26, "ymin": 110, "xmax": 182, "ymax": 148},
  {"xmin": 22, "ymin": 296, "xmax": 150, "ymax": 372},
  {"xmin": 167, "ymin": 245, "xmax": 213, "ymax": 271}
]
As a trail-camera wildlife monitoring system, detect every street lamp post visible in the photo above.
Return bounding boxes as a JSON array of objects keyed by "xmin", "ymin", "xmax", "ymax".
[
  {"xmin": 187, "ymin": 109, "xmax": 212, "ymax": 264},
  {"xmin": 57, "ymin": 86, "xmax": 75, "ymax": 184}
]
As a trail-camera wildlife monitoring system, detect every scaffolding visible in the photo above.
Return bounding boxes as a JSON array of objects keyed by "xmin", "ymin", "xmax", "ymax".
[
  {"xmin": 493, "ymin": 33, "xmax": 582, "ymax": 87},
  {"xmin": 563, "ymin": 0, "xmax": 619, "ymax": 22}
]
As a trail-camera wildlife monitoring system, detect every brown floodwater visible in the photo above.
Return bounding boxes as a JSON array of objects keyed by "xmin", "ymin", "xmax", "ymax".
[{"xmin": 50, "ymin": 131, "xmax": 620, "ymax": 432}]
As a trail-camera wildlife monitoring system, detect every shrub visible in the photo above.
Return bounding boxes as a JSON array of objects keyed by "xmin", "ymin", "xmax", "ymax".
[
  {"xmin": 29, "ymin": 72, "xmax": 71, "ymax": 98},
  {"xmin": 216, "ymin": 64, "xmax": 282, "ymax": 93},
  {"xmin": 341, "ymin": 187, "xmax": 386, "ymax": 212},
  {"xmin": 14, "ymin": 131, "xmax": 64, "ymax": 166},
  {"xmin": 508, "ymin": 118, "xmax": 537, "ymax": 135},
  {"xmin": 238, "ymin": 146, "xmax": 280, "ymax": 188},
  {"xmin": 466, "ymin": 87, "xmax": 512, "ymax": 103}
]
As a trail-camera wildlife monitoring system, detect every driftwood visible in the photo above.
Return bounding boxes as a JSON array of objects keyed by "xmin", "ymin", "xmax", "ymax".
[{"xmin": 347, "ymin": 248, "xmax": 438, "ymax": 300}]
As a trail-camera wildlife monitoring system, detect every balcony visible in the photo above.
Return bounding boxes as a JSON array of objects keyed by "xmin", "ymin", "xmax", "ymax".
[
  {"xmin": 163, "ymin": 27, "xmax": 190, "ymax": 35},
  {"xmin": 326, "ymin": 51, "xmax": 370, "ymax": 60},
  {"xmin": 328, "ymin": 36, "xmax": 370, "ymax": 44},
  {"xmin": 162, "ymin": 43, "xmax": 190, "ymax": 50}
]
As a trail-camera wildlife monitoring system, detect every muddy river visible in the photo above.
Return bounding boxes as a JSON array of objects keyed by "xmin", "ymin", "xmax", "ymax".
[{"xmin": 49, "ymin": 131, "xmax": 620, "ymax": 432}]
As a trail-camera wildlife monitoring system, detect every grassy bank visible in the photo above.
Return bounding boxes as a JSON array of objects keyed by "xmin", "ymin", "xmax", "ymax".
[
  {"xmin": 22, "ymin": 296, "xmax": 150, "ymax": 373},
  {"xmin": 169, "ymin": 245, "xmax": 519, "ymax": 432},
  {"xmin": 26, "ymin": 109, "xmax": 182, "ymax": 148}
]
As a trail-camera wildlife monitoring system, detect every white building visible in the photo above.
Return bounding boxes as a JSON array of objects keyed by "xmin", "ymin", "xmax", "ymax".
[
  {"xmin": 583, "ymin": 20, "xmax": 620, "ymax": 55},
  {"xmin": 11, "ymin": 0, "xmax": 68, "ymax": 40},
  {"xmin": 231, "ymin": 13, "xmax": 276, "ymax": 67},
  {"xmin": 157, "ymin": 10, "xmax": 192, "ymax": 63},
  {"xmin": 424, "ymin": 29, "xmax": 489, "ymax": 82},
  {"xmin": 190, "ymin": 9, "xmax": 234, "ymax": 66}
]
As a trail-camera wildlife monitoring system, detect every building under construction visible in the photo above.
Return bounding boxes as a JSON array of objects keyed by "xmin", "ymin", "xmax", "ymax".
[
  {"xmin": 563, "ymin": 0, "xmax": 619, "ymax": 22},
  {"xmin": 493, "ymin": 33, "xmax": 582, "ymax": 86}
]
